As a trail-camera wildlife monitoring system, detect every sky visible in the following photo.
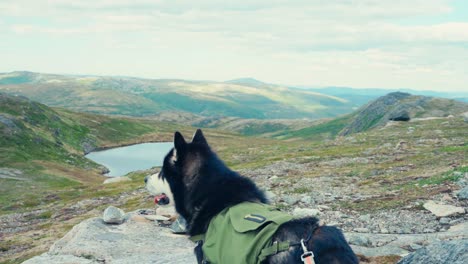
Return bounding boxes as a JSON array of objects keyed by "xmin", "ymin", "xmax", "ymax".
[{"xmin": 1, "ymin": 0, "xmax": 467, "ymax": 92}]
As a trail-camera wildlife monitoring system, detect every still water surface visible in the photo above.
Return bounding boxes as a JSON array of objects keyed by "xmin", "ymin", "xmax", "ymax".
[{"xmin": 85, "ymin": 142, "xmax": 173, "ymax": 177}]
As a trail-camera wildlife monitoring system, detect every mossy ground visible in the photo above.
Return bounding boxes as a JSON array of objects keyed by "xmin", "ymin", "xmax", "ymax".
[{"xmin": 1, "ymin": 95, "xmax": 467, "ymax": 264}]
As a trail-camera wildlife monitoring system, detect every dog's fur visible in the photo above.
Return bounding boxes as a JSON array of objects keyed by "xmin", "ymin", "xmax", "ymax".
[{"xmin": 145, "ymin": 130, "xmax": 358, "ymax": 263}]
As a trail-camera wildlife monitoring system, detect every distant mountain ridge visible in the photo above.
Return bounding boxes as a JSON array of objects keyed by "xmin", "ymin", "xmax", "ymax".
[{"xmin": 0, "ymin": 71, "xmax": 356, "ymax": 120}]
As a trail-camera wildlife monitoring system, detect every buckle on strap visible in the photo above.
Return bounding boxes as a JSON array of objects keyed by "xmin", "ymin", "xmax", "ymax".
[{"xmin": 300, "ymin": 238, "xmax": 315, "ymax": 264}]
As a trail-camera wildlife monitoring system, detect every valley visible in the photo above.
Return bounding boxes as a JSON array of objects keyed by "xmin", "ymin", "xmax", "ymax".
[{"xmin": 0, "ymin": 77, "xmax": 467, "ymax": 263}]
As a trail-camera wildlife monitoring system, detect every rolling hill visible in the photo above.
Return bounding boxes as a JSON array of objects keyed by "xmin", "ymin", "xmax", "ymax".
[
  {"xmin": 0, "ymin": 71, "xmax": 356, "ymax": 119},
  {"xmin": 0, "ymin": 93, "xmax": 191, "ymax": 215}
]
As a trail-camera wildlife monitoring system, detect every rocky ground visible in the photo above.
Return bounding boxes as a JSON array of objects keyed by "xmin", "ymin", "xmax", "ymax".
[
  {"xmin": 240, "ymin": 161, "xmax": 467, "ymax": 236},
  {"xmin": 2, "ymin": 116, "xmax": 467, "ymax": 263}
]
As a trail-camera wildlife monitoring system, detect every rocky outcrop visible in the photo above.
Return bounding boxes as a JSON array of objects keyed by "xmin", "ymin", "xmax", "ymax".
[
  {"xmin": 397, "ymin": 239, "xmax": 468, "ymax": 264},
  {"xmin": 23, "ymin": 214, "xmax": 195, "ymax": 264},
  {"xmin": 339, "ymin": 92, "xmax": 468, "ymax": 136}
]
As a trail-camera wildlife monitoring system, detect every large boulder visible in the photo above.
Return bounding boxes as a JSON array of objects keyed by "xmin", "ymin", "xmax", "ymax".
[
  {"xmin": 23, "ymin": 216, "xmax": 195, "ymax": 264},
  {"xmin": 398, "ymin": 239, "xmax": 468, "ymax": 264}
]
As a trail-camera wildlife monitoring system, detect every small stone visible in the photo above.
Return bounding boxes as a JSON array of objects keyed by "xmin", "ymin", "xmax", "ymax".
[
  {"xmin": 317, "ymin": 205, "xmax": 330, "ymax": 211},
  {"xmin": 456, "ymin": 186, "xmax": 468, "ymax": 200},
  {"xmin": 170, "ymin": 216, "xmax": 187, "ymax": 234},
  {"xmin": 380, "ymin": 228, "xmax": 389, "ymax": 234},
  {"xmin": 283, "ymin": 195, "xmax": 300, "ymax": 205},
  {"xmin": 439, "ymin": 217, "xmax": 450, "ymax": 225},
  {"xmin": 269, "ymin": 176, "xmax": 279, "ymax": 181},
  {"xmin": 358, "ymin": 214, "xmax": 371, "ymax": 222},
  {"xmin": 348, "ymin": 235, "xmax": 371, "ymax": 247},
  {"xmin": 354, "ymin": 227, "xmax": 369, "ymax": 233},
  {"xmin": 409, "ymin": 244, "xmax": 423, "ymax": 251},
  {"xmin": 144, "ymin": 215, "xmax": 170, "ymax": 221},
  {"xmin": 423, "ymin": 201, "xmax": 465, "ymax": 217},
  {"xmin": 292, "ymin": 208, "xmax": 320, "ymax": 218},
  {"xmin": 103, "ymin": 206, "xmax": 125, "ymax": 224},
  {"xmin": 265, "ymin": 191, "xmax": 277, "ymax": 202},
  {"xmin": 300, "ymin": 196, "xmax": 313, "ymax": 204}
]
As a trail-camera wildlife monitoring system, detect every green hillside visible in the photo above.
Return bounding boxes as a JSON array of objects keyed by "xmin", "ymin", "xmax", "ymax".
[
  {"xmin": 0, "ymin": 93, "xmax": 188, "ymax": 215},
  {"xmin": 278, "ymin": 92, "xmax": 468, "ymax": 140},
  {"xmin": 0, "ymin": 71, "xmax": 354, "ymax": 119}
]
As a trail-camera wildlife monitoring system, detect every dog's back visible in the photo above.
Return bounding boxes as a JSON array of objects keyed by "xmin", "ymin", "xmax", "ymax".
[{"xmin": 266, "ymin": 218, "xmax": 358, "ymax": 264}]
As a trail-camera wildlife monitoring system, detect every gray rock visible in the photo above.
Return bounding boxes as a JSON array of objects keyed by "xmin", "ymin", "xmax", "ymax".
[
  {"xmin": 102, "ymin": 206, "xmax": 125, "ymax": 224},
  {"xmin": 170, "ymin": 216, "xmax": 187, "ymax": 234},
  {"xmin": 348, "ymin": 235, "xmax": 371, "ymax": 247},
  {"xmin": 23, "ymin": 216, "xmax": 196, "ymax": 264},
  {"xmin": 398, "ymin": 239, "xmax": 468, "ymax": 264},
  {"xmin": 389, "ymin": 109, "xmax": 410, "ymax": 121},
  {"xmin": 264, "ymin": 190, "xmax": 277, "ymax": 202},
  {"xmin": 423, "ymin": 201, "xmax": 465, "ymax": 217},
  {"xmin": 292, "ymin": 208, "xmax": 320, "ymax": 218},
  {"xmin": 283, "ymin": 195, "xmax": 300, "ymax": 205},
  {"xmin": 144, "ymin": 215, "xmax": 170, "ymax": 221},
  {"xmin": 409, "ymin": 244, "xmax": 423, "ymax": 251},
  {"xmin": 354, "ymin": 227, "xmax": 370, "ymax": 233},
  {"xmin": 439, "ymin": 217, "xmax": 450, "ymax": 225},
  {"xmin": 300, "ymin": 195, "xmax": 313, "ymax": 205},
  {"xmin": 457, "ymin": 186, "xmax": 468, "ymax": 200}
]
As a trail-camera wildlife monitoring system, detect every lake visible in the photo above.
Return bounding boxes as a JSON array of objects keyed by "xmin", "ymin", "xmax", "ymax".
[{"xmin": 85, "ymin": 142, "xmax": 173, "ymax": 177}]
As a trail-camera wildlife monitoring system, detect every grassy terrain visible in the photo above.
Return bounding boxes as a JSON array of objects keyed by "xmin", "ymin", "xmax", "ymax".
[
  {"xmin": 1, "ymin": 91, "xmax": 467, "ymax": 263},
  {"xmin": 0, "ymin": 94, "xmax": 192, "ymax": 215}
]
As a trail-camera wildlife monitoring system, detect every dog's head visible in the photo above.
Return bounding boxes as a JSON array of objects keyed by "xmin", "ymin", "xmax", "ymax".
[{"xmin": 144, "ymin": 129, "xmax": 211, "ymax": 213}]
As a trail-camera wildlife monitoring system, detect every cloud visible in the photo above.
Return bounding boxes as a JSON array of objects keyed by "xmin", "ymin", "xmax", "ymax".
[{"xmin": 1, "ymin": 0, "xmax": 467, "ymax": 91}]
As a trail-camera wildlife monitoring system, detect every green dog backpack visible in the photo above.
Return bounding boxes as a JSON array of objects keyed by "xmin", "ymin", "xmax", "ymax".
[{"xmin": 190, "ymin": 202, "xmax": 293, "ymax": 264}]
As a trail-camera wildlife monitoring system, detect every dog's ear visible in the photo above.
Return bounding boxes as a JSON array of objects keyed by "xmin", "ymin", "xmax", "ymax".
[
  {"xmin": 192, "ymin": 129, "xmax": 208, "ymax": 145},
  {"xmin": 174, "ymin": 131, "xmax": 187, "ymax": 153}
]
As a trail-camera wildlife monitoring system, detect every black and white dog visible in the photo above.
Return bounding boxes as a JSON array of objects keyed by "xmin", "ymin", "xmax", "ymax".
[{"xmin": 145, "ymin": 129, "xmax": 358, "ymax": 263}]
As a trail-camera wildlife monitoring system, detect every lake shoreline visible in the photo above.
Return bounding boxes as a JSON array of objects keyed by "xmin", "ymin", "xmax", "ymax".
[{"xmin": 86, "ymin": 142, "xmax": 173, "ymax": 177}]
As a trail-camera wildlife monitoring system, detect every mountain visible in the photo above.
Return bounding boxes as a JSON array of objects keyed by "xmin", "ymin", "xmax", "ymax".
[
  {"xmin": 278, "ymin": 92, "xmax": 468, "ymax": 140},
  {"xmin": 0, "ymin": 71, "xmax": 355, "ymax": 120}
]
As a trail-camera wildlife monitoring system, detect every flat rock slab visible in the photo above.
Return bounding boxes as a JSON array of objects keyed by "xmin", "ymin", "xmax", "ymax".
[
  {"xmin": 423, "ymin": 200, "xmax": 465, "ymax": 217},
  {"xmin": 346, "ymin": 222, "xmax": 468, "ymax": 257},
  {"xmin": 23, "ymin": 216, "xmax": 196, "ymax": 264}
]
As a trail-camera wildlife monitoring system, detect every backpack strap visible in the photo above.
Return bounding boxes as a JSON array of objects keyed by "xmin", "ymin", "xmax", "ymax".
[
  {"xmin": 190, "ymin": 234, "xmax": 210, "ymax": 264},
  {"xmin": 258, "ymin": 240, "xmax": 291, "ymax": 262},
  {"xmin": 189, "ymin": 233, "xmax": 206, "ymax": 243}
]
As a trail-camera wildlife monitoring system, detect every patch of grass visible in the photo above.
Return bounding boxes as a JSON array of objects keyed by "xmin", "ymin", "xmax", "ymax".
[
  {"xmin": 439, "ymin": 145, "xmax": 467, "ymax": 153},
  {"xmin": 292, "ymin": 187, "xmax": 309, "ymax": 194},
  {"xmin": 279, "ymin": 115, "xmax": 352, "ymax": 140},
  {"xmin": 416, "ymin": 167, "xmax": 465, "ymax": 186}
]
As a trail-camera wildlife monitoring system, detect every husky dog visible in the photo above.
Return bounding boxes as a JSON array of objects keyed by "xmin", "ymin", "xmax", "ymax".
[{"xmin": 145, "ymin": 129, "xmax": 358, "ymax": 264}]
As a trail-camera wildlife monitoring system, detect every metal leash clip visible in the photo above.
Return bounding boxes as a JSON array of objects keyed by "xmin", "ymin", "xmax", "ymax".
[{"xmin": 300, "ymin": 238, "xmax": 315, "ymax": 264}]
